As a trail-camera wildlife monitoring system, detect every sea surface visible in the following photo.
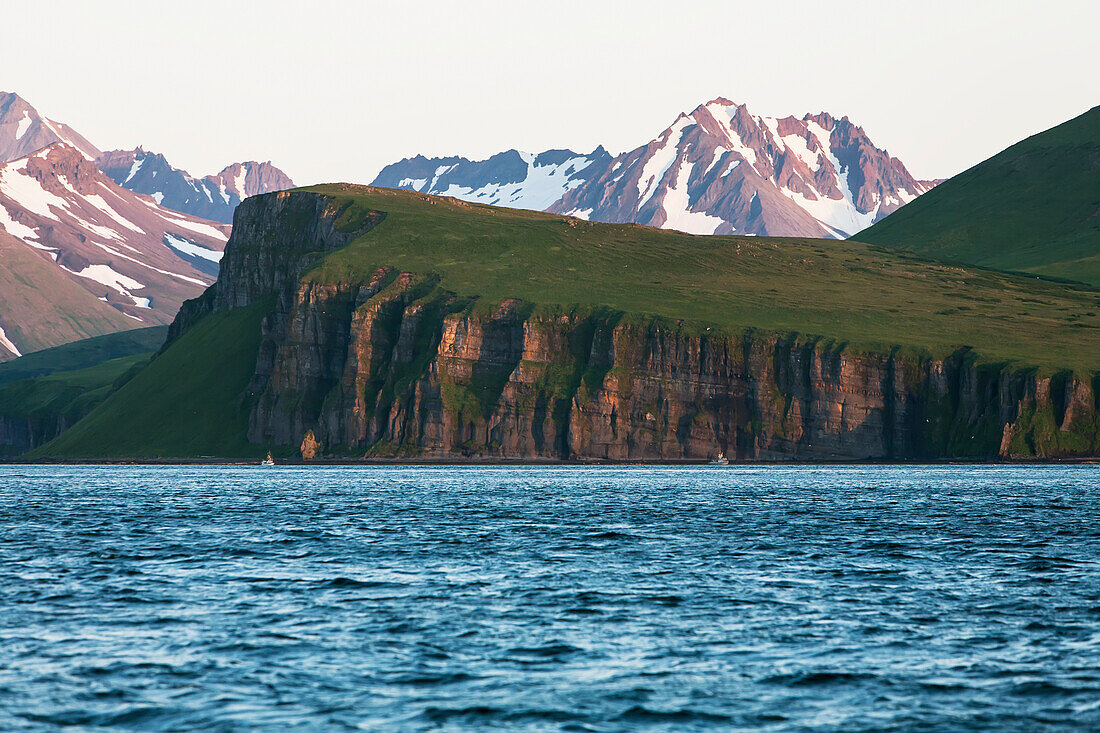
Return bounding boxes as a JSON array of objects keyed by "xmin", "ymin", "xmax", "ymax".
[{"xmin": 0, "ymin": 465, "xmax": 1098, "ymax": 731}]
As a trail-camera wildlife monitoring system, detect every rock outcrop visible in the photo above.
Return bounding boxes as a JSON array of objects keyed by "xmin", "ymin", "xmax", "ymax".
[{"xmin": 169, "ymin": 191, "xmax": 1100, "ymax": 462}]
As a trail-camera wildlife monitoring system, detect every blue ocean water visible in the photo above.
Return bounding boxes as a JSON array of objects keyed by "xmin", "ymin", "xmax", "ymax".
[{"xmin": 0, "ymin": 464, "xmax": 1098, "ymax": 731}]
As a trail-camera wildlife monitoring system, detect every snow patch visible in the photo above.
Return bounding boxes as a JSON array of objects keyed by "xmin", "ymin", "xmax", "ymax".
[
  {"xmin": 65, "ymin": 263, "xmax": 145, "ymax": 293},
  {"xmin": 124, "ymin": 156, "xmax": 144, "ymax": 183},
  {"xmin": 760, "ymin": 116, "xmax": 785, "ymax": 151},
  {"xmin": 233, "ymin": 167, "xmax": 247, "ymax": 199},
  {"xmin": 0, "ymin": 324, "xmax": 21, "ymax": 358},
  {"xmin": 15, "ymin": 111, "xmax": 32, "ymax": 141},
  {"xmin": 85, "ymin": 239, "xmax": 208, "ymax": 286},
  {"xmin": 158, "ymin": 213, "xmax": 227, "ymax": 241},
  {"xmin": 637, "ymin": 115, "xmax": 693, "ymax": 208},
  {"xmin": 0, "ymin": 202, "xmax": 40, "ymax": 241},
  {"xmin": 659, "ymin": 161, "xmax": 726, "ymax": 235},
  {"xmin": 73, "ymin": 216, "xmax": 129, "ymax": 244},
  {"xmin": 0, "ymin": 164, "xmax": 68, "ymax": 220},
  {"xmin": 778, "ymin": 185, "xmax": 879, "ymax": 238},
  {"xmin": 780, "ymin": 129, "xmax": 823, "ymax": 173},
  {"xmin": 703, "ymin": 102, "xmax": 759, "ymax": 168},
  {"xmin": 897, "ymin": 187, "xmax": 919, "ymax": 204},
  {"xmin": 85, "ymin": 194, "xmax": 145, "ymax": 233},
  {"xmin": 164, "ymin": 233, "xmax": 223, "ymax": 263}
]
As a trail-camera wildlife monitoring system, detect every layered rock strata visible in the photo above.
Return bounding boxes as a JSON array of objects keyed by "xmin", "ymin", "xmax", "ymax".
[{"xmin": 169, "ymin": 191, "xmax": 1100, "ymax": 461}]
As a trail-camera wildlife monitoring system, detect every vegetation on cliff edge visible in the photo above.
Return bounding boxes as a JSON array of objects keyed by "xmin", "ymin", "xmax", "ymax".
[{"xmin": 303, "ymin": 185, "xmax": 1099, "ymax": 371}]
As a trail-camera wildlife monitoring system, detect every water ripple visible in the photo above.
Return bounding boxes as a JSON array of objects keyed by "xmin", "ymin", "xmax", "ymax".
[{"xmin": 0, "ymin": 463, "xmax": 1097, "ymax": 730}]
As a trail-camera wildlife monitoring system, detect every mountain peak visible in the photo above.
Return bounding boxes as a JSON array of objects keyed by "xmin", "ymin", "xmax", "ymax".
[
  {"xmin": 97, "ymin": 151, "xmax": 295, "ymax": 223},
  {"xmin": 0, "ymin": 92, "xmax": 100, "ymax": 164},
  {"xmin": 0, "ymin": 135, "xmax": 231, "ymax": 354},
  {"xmin": 373, "ymin": 98, "xmax": 939, "ymax": 239}
]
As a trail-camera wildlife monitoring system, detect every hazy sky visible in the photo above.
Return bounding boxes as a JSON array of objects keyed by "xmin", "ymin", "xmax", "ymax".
[{"xmin": 8, "ymin": 0, "xmax": 1099, "ymax": 185}]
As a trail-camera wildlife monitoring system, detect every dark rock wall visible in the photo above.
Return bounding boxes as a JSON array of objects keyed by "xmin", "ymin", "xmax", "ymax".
[{"xmin": 172, "ymin": 192, "xmax": 1100, "ymax": 461}]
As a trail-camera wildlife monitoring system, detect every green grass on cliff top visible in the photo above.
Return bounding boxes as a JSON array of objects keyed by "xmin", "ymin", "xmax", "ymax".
[{"xmin": 302, "ymin": 185, "xmax": 1099, "ymax": 372}]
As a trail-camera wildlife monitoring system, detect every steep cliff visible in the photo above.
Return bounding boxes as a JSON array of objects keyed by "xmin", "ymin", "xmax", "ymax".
[
  {"xmin": 231, "ymin": 276, "xmax": 1098, "ymax": 461},
  {"xmin": 154, "ymin": 189, "xmax": 1099, "ymax": 461},
  {"xmin": 41, "ymin": 187, "xmax": 1100, "ymax": 461}
]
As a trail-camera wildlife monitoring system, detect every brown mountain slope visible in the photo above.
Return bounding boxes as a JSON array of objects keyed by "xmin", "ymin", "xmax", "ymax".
[
  {"xmin": 0, "ymin": 230, "xmax": 136, "ymax": 359},
  {"xmin": 0, "ymin": 144, "xmax": 230, "ymax": 358}
]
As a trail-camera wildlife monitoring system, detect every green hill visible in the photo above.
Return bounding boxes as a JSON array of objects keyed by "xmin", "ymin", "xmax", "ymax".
[
  {"xmin": 35, "ymin": 186, "xmax": 1100, "ymax": 461},
  {"xmin": 33, "ymin": 302, "xmax": 267, "ymax": 460},
  {"xmin": 857, "ymin": 106, "xmax": 1100, "ymax": 286},
  {"xmin": 0, "ymin": 326, "xmax": 166, "ymax": 386},
  {"xmin": 0, "ymin": 352, "xmax": 150, "ymax": 457}
]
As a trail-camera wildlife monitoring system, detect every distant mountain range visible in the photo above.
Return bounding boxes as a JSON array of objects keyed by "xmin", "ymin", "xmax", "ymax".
[
  {"xmin": 0, "ymin": 91, "xmax": 293, "ymax": 359},
  {"xmin": 97, "ymin": 149, "xmax": 294, "ymax": 224},
  {"xmin": 0, "ymin": 92, "xmax": 295, "ymax": 224},
  {"xmin": 373, "ymin": 98, "xmax": 939, "ymax": 238}
]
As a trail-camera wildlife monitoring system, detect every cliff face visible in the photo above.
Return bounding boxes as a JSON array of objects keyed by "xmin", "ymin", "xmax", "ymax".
[
  {"xmin": 171, "ymin": 191, "xmax": 1100, "ymax": 461},
  {"xmin": 0, "ymin": 412, "xmax": 84, "ymax": 458}
]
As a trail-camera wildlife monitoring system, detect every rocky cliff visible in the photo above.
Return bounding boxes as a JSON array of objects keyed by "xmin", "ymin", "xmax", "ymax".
[{"xmin": 165, "ymin": 190, "xmax": 1099, "ymax": 462}]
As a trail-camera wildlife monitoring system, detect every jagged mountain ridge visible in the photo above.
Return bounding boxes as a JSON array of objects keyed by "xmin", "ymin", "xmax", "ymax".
[
  {"xmin": 97, "ymin": 149, "xmax": 295, "ymax": 223},
  {"xmin": 0, "ymin": 92, "xmax": 295, "ymax": 223},
  {"xmin": 373, "ymin": 98, "xmax": 938, "ymax": 238},
  {"xmin": 0, "ymin": 143, "xmax": 230, "ymax": 359},
  {"xmin": 0, "ymin": 92, "xmax": 101, "ymax": 163},
  {"xmin": 373, "ymin": 148, "xmax": 612, "ymax": 212},
  {"xmin": 0, "ymin": 90, "xmax": 291, "ymax": 358}
]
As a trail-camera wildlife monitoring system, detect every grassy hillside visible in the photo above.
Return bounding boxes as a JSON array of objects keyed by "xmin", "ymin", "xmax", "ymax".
[
  {"xmin": 0, "ymin": 353, "xmax": 150, "ymax": 457},
  {"xmin": 857, "ymin": 105, "xmax": 1100, "ymax": 286},
  {"xmin": 306, "ymin": 185, "xmax": 1099, "ymax": 371},
  {"xmin": 33, "ymin": 302, "xmax": 270, "ymax": 460},
  {"xmin": 0, "ymin": 231, "xmax": 138, "ymax": 358},
  {"xmin": 0, "ymin": 326, "xmax": 166, "ymax": 386}
]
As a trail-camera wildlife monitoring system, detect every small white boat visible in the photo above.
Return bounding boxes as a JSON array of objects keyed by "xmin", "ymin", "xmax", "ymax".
[
  {"xmin": 261, "ymin": 452, "xmax": 276, "ymax": 466},
  {"xmin": 711, "ymin": 451, "xmax": 729, "ymax": 465}
]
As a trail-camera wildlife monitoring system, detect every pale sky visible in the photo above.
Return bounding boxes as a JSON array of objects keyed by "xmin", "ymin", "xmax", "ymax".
[{"xmin": 7, "ymin": 0, "xmax": 1099, "ymax": 185}]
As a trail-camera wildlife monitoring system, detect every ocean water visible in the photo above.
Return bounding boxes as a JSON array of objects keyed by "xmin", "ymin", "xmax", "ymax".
[{"xmin": 0, "ymin": 465, "xmax": 1098, "ymax": 731}]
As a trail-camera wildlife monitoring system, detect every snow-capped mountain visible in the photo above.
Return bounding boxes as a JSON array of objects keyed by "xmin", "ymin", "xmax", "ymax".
[
  {"xmin": 0, "ymin": 143, "xmax": 229, "ymax": 359},
  {"xmin": 0, "ymin": 92, "xmax": 101, "ymax": 163},
  {"xmin": 373, "ymin": 148, "xmax": 612, "ymax": 211},
  {"xmin": 0, "ymin": 92, "xmax": 295, "ymax": 224},
  {"xmin": 0, "ymin": 90, "xmax": 293, "ymax": 358},
  {"xmin": 97, "ymin": 149, "xmax": 295, "ymax": 223},
  {"xmin": 374, "ymin": 98, "xmax": 938, "ymax": 238}
]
